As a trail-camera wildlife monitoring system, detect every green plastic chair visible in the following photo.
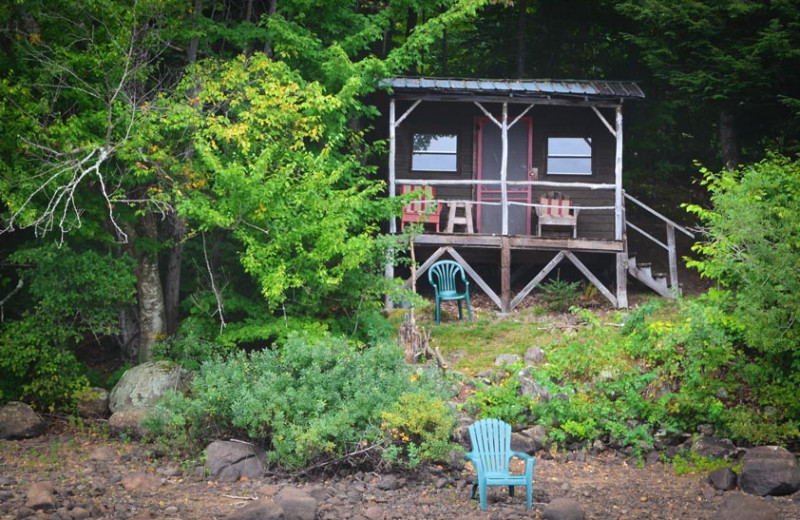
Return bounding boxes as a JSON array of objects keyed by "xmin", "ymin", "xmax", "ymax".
[
  {"xmin": 427, "ymin": 260, "xmax": 472, "ymax": 324},
  {"xmin": 466, "ymin": 418, "xmax": 536, "ymax": 510}
]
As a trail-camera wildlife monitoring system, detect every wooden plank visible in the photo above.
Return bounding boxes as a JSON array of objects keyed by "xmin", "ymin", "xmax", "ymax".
[
  {"xmin": 614, "ymin": 106, "xmax": 623, "ymax": 241},
  {"xmin": 501, "ymin": 237, "xmax": 511, "ymax": 312},
  {"xmin": 591, "ymin": 106, "xmax": 616, "ymax": 138},
  {"xmin": 616, "ymin": 252, "xmax": 628, "ymax": 309},
  {"xmin": 667, "ymin": 224, "xmax": 679, "ymax": 291},
  {"xmin": 395, "ymin": 178, "xmax": 617, "ymax": 190},
  {"xmin": 510, "ymin": 251, "xmax": 566, "ymax": 309},
  {"xmin": 624, "ymin": 192, "xmax": 695, "ymax": 238},
  {"xmin": 393, "ymin": 93, "xmax": 624, "ymax": 108},
  {"xmin": 395, "ymin": 99, "xmax": 422, "ymax": 128},
  {"xmin": 448, "ymin": 248, "xmax": 503, "ymax": 309},
  {"xmin": 564, "ymin": 251, "xmax": 618, "ymax": 308},
  {"xmin": 501, "ymin": 103, "xmax": 509, "ymax": 236},
  {"xmin": 626, "ymin": 221, "xmax": 669, "ymax": 250}
]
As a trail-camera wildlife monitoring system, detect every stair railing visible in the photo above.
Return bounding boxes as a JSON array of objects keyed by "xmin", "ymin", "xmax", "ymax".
[{"xmin": 623, "ymin": 192, "xmax": 695, "ymax": 292}]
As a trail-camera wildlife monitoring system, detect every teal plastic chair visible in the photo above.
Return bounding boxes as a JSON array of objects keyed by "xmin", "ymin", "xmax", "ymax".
[
  {"xmin": 466, "ymin": 418, "xmax": 536, "ymax": 510},
  {"xmin": 427, "ymin": 260, "xmax": 472, "ymax": 324}
]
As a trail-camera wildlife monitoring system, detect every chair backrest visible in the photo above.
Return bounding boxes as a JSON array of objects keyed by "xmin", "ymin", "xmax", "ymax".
[
  {"xmin": 538, "ymin": 191, "xmax": 572, "ymax": 218},
  {"xmin": 468, "ymin": 418, "xmax": 513, "ymax": 473},
  {"xmin": 428, "ymin": 260, "xmax": 465, "ymax": 293},
  {"xmin": 401, "ymin": 185, "xmax": 437, "ymax": 215}
]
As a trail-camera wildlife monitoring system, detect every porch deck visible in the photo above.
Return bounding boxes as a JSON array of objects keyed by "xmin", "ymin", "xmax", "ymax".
[{"xmin": 411, "ymin": 232, "xmax": 624, "ymax": 253}]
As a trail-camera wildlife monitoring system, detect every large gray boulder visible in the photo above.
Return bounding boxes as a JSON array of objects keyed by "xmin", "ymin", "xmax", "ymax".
[
  {"xmin": 710, "ymin": 493, "xmax": 779, "ymax": 520},
  {"xmin": 542, "ymin": 498, "xmax": 585, "ymax": 520},
  {"xmin": 75, "ymin": 387, "xmax": 110, "ymax": 418},
  {"xmin": 109, "ymin": 360, "xmax": 191, "ymax": 413},
  {"xmin": 275, "ymin": 487, "xmax": 318, "ymax": 520},
  {"xmin": 206, "ymin": 440, "xmax": 267, "ymax": 482},
  {"xmin": 739, "ymin": 446, "xmax": 800, "ymax": 496},
  {"xmin": 511, "ymin": 425, "xmax": 546, "ymax": 454},
  {"xmin": 0, "ymin": 402, "xmax": 45, "ymax": 439},
  {"xmin": 691, "ymin": 437, "xmax": 737, "ymax": 460}
]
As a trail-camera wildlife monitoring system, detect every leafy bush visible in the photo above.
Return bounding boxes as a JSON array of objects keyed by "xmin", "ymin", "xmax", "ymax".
[
  {"xmin": 539, "ymin": 275, "xmax": 582, "ymax": 312},
  {"xmin": 465, "ymin": 371, "xmax": 532, "ymax": 427},
  {"xmin": 145, "ymin": 333, "xmax": 457, "ymax": 469}
]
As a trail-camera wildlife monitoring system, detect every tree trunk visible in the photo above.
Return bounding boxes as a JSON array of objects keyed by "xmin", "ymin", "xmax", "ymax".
[
  {"xmin": 130, "ymin": 213, "xmax": 167, "ymax": 362},
  {"xmin": 719, "ymin": 109, "xmax": 739, "ymax": 170},
  {"xmin": 517, "ymin": 0, "xmax": 527, "ymax": 78},
  {"xmin": 163, "ymin": 211, "xmax": 185, "ymax": 336},
  {"xmin": 187, "ymin": 0, "xmax": 203, "ymax": 63}
]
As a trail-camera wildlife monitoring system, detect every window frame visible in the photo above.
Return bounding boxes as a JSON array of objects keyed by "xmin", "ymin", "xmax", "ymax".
[
  {"xmin": 546, "ymin": 137, "xmax": 593, "ymax": 176},
  {"xmin": 411, "ymin": 133, "xmax": 459, "ymax": 173}
]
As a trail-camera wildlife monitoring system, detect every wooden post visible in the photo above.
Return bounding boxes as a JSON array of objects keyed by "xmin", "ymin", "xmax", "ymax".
[
  {"xmin": 501, "ymin": 103, "xmax": 509, "ymax": 235},
  {"xmin": 384, "ymin": 99, "xmax": 397, "ymax": 310},
  {"xmin": 667, "ymin": 224, "xmax": 679, "ymax": 293},
  {"xmin": 501, "ymin": 236, "xmax": 511, "ymax": 313},
  {"xmin": 614, "ymin": 106, "xmax": 628, "ymax": 308}
]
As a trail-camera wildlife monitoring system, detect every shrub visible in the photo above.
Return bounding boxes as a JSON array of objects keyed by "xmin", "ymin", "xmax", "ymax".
[
  {"xmin": 539, "ymin": 275, "xmax": 582, "ymax": 312},
  {"xmin": 145, "ymin": 333, "xmax": 456, "ymax": 469},
  {"xmin": 465, "ymin": 369, "xmax": 532, "ymax": 427}
]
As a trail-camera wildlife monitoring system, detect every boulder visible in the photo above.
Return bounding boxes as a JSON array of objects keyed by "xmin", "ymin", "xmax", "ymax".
[
  {"xmin": 75, "ymin": 387, "xmax": 110, "ymax": 418},
  {"xmin": 542, "ymin": 497, "xmax": 585, "ymax": 520},
  {"xmin": 226, "ymin": 498, "xmax": 284, "ymax": 520},
  {"xmin": 517, "ymin": 368, "xmax": 551, "ymax": 403},
  {"xmin": 109, "ymin": 360, "xmax": 192, "ymax": 413},
  {"xmin": 494, "ymin": 354, "xmax": 521, "ymax": 367},
  {"xmin": 107, "ymin": 407, "xmax": 147, "ymax": 438},
  {"xmin": 523, "ymin": 346, "xmax": 545, "ymax": 365},
  {"xmin": 691, "ymin": 437, "xmax": 737, "ymax": 460},
  {"xmin": 511, "ymin": 425, "xmax": 546, "ymax": 454},
  {"xmin": 708, "ymin": 467, "xmax": 738, "ymax": 491},
  {"xmin": 119, "ymin": 472, "xmax": 162, "ymax": 493},
  {"xmin": 206, "ymin": 440, "xmax": 267, "ymax": 482},
  {"xmin": 0, "ymin": 401, "xmax": 45, "ymax": 439},
  {"xmin": 710, "ymin": 493, "xmax": 779, "ymax": 520},
  {"xmin": 739, "ymin": 446, "xmax": 800, "ymax": 496},
  {"xmin": 275, "ymin": 487, "xmax": 318, "ymax": 520},
  {"xmin": 25, "ymin": 482, "xmax": 56, "ymax": 511}
]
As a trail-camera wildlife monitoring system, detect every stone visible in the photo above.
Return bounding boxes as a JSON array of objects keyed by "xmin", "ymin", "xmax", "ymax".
[
  {"xmin": 119, "ymin": 472, "xmax": 162, "ymax": 493},
  {"xmin": 107, "ymin": 407, "xmax": 147, "ymax": 438},
  {"xmin": 511, "ymin": 426, "xmax": 545, "ymax": 455},
  {"xmin": 375, "ymin": 475, "xmax": 401, "ymax": 491},
  {"xmin": 69, "ymin": 506, "xmax": 91, "ymax": 519},
  {"xmin": 226, "ymin": 498, "xmax": 284, "ymax": 520},
  {"xmin": 691, "ymin": 437, "xmax": 737, "ymax": 460},
  {"xmin": 25, "ymin": 482, "xmax": 56, "ymax": 511},
  {"xmin": 206, "ymin": 440, "xmax": 267, "ymax": 482},
  {"xmin": 275, "ymin": 487, "xmax": 318, "ymax": 520},
  {"xmin": 0, "ymin": 402, "xmax": 45, "ymax": 439},
  {"xmin": 739, "ymin": 446, "xmax": 800, "ymax": 496},
  {"xmin": 517, "ymin": 368, "xmax": 551, "ymax": 403},
  {"xmin": 87, "ymin": 446, "xmax": 117, "ymax": 462},
  {"xmin": 74, "ymin": 387, "xmax": 110, "ymax": 418},
  {"xmin": 710, "ymin": 493, "xmax": 780, "ymax": 520},
  {"xmin": 495, "ymin": 354, "xmax": 521, "ymax": 367},
  {"xmin": 524, "ymin": 346, "xmax": 546, "ymax": 365},
  {"xmin": 109, "ymin": 360, "xmax": 192, "ymax": 413},
  {"xmin": 708, "ymin": 467, "xmax": 738, "ymax": 491},
  {"xmin": 542, "ymin": 497, "xmax": 585, "ymax": 520}
]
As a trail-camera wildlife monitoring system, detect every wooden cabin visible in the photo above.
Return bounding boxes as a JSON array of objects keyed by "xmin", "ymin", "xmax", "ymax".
[{"xmin": 385, "ymin": 77, "xmax": 694, "ymax": 311}]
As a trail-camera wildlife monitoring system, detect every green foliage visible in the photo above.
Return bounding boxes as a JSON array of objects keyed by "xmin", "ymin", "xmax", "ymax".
[
  {"xmin": 538, "ymin": 275, "xmax": 582, "ymax": 313},
  {"xmin": 465, "ymin": 369, "xmax": 532, "ymax": 427},
  {"xmin": 380, "ymin": 390, "xmax": 460, "ymax": 467},
  {"xmin": 145, "ymin": 333, "xmax": 456, "ymax": 469},
  {"xmin": 672, "ymin": 452, "xmax": 737, "ymax": 477}
]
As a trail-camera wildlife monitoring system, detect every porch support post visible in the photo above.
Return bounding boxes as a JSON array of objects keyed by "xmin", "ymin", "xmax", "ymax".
[
  {"xmin": 501, "ymin": 237, "xmax": 511, "ymax": 313},
  {"xmin": 385, "ymin": 98, "xmax": 397, "ymax": 309},
  {"xmin": 614, "ymin": 105, "xmax": 628, "ymax": 308},
  {"xmin": 667, "ymin": 224, "xmax": 679, "ymax": 293},
  {"xmin": 501, "ymin": 102, "xmax": 509, "ymax": 235}
]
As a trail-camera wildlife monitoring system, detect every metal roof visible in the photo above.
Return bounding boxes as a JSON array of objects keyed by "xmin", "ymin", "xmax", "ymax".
[{"xmin": 385, "ymin": 77, "xmax": 645, "ymax": 100}]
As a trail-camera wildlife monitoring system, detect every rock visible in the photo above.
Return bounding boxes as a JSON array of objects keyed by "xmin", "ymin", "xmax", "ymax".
[
  {"xmin": 453, "ymin": 412, "xmax": 474, "ymax": 447},
  {"xmin": 495, "ymin": 354, "xmax": 521, "ymax": 367},
  {"xmin": 75, "ymin": 387, "xmax": 110, "ymax": 418},
  {"xmin": 88, "ymin": 446, "xmax": 117, "ymax": 462},
  {"xmin": 708, "ymin": 467, "xmax": 738, "ymax": 491},
  {"xmin": 542, "ymin": 497, "xmax": 585, "ymax": 520},
  {"xmin": 375, "ymin": 475, "xmax": 401, "ymax": 491},
  {"xmin": 119, "ymin": 472, "xmax": 162, "ymax": 493},
  {"xmin": 0, "ymin": 402, "xmax": 45, "ymax": 439},
  {"xmin": 517, "ymin": 368, "xmax": 551, "ymax": 403},
  {"xmin": 25, "ymin": 481, "xmax": 56, "ymax": 511},
  {"xmin": 107, "ymin": 407, "xmax": 147, "ymax": 438},
  {"xmin": 511, "ymin": 425, "xmax": 546, "ymax": 454},
  {"xmin": 226, "ymin": 498, "xmax": 284, "ymax": 520},
  {"xmin": 691, "ymin": 437, "xmax": 737, "ymax": 460},
  {"xmin": 710, "ymin": 493, "xmax": 780, "ymax": 520},
  {"xmin": 275, "ymin": 487, "xmax": 318, "ymax": 520},
  {"xmin": 207, "ymin": 440, "xmax": 267, "ymax": 482},
  {"xmin": 523, "ymin": 346, "xmax": 545, "ymax": 365},
  {"xmin": 109, "ymin": 360, "xmax": 192, "ymax": 413},
  {"xmin": 69, "ymin": 506, "xmax": 91, "ymax": 519},
  {"xmin": 739, "ymin": 446, "xmax": 800, "ymax": 496}
]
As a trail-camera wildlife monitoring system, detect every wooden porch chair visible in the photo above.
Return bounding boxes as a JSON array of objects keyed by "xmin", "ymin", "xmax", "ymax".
[
  {"xmin": 466, "ymin": 418, "xmax": 536, "ymax": 510},
  {"xmin": 400, "ymin": 185, "xmax": 442, "ymax": 232},
  {"xmin": 536, "ymin": 191, "xmax": 579, "ymax": 238},
  {"xmin": 427, "ymin": 260, "xmax": 472, "ymax": 324}
]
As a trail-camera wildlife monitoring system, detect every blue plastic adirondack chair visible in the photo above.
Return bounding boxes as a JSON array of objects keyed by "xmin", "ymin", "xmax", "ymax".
[
  {"xmin": 465, "ymin": 418, "xmax": 536, "ymax": 510},
  {"xmin": 427, "ymin": 260, "xmax": 472, "ymax": 324}
]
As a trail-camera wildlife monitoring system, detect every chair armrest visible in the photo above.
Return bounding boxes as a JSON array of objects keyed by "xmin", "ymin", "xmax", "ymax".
[{"xmin": 465, "ymin": 452, "xmax": 484, "ymax": 473}]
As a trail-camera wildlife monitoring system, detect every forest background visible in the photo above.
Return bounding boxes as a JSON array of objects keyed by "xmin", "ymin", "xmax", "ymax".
[{"xmin": 1, "ymin": 0, "xmax": 799, "ymax": 468}]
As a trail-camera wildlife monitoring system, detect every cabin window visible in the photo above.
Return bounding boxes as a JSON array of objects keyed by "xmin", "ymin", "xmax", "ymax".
[
  {"xmin": 411, "ymin": 133, "xmax": 458, "ymax": 172},
  {"xmin": 547, "ymin": 137, "xmax": 592, "ymax": 176}
]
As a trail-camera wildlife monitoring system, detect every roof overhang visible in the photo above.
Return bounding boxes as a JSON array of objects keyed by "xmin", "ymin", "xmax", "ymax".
[{"xmin": 384, "ymin": 77, "xmax": 644, "ymax": 107}]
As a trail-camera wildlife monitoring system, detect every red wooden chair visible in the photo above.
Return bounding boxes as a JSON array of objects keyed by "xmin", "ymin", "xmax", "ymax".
[
  {"xmin": 535, "ymin": 191, "xmax": 579, "ymax": 238},
  {"xmin": 400, "ymin": 185, "xmax": 442, "ymax": 232}
]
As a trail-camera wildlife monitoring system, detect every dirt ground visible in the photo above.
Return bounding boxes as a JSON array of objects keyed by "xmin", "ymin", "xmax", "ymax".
[{"xmin": 2, "ymin": 419, "xmax": 800, "ymax": 520}]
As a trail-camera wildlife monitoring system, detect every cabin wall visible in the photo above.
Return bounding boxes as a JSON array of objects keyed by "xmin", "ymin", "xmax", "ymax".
[{"xmin": 394, "ymin": 101, "xmax": 618, "ymax": 240}]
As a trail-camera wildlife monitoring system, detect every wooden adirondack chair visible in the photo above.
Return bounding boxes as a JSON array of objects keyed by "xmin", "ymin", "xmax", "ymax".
[
  {"xmin": 400, "ymin": 184, "xmax": 443, "ymax": 232},
  {"xmin": 466, "ymin": 418, "xmax": 536, "ymax": 510},
  {"xmin": 427, "ymin": 260, "xmax": 472, "ymax": 324},
  {"xmin": 536, "ymin": 191, "xmax": 579, "ymax": 238}
]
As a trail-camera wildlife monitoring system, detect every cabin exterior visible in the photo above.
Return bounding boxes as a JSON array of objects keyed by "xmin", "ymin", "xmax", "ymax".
[{"xmin": 385, "ymin": 77, "xmax": 694, "ymax": 311}]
